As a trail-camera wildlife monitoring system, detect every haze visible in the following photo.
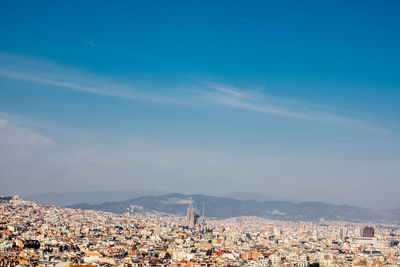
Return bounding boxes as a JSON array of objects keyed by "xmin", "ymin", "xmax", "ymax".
[{"xmin": 1, "ymin": 1, "xmax": 400, "ymax": 209}]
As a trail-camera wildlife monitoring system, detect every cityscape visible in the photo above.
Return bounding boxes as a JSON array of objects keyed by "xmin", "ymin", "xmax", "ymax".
[
  {"xmin": 1, "ymin": 195, "xmax": 400, "ymax": 266},
  {"xmin": 1, "ymin": 1, "xmax": 400, "ymax": 266}
]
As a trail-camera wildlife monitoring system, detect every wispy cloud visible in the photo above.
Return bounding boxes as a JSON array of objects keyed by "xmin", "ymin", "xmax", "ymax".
[
  {"xmin": 0, "ymin": 52, "xmax": 389, "ymax": 132},
  {"xmin": 211, "ymin": 84, "xmax": 247, "ymax": 98},
  {"xmin": 0, "ymin": 115, "xmax": 56, "ymax": 157},
  {"xmin": 203, "ymin": 83, "xmax": 390, "ymax": 133},
  {"xmin": 0, "ymin": 53, "xmax": 186, "ymax": 105},
  {"xmin": 0, "ymin": 69, "xmax": 166, "ymax": 102},
  {"xmin": 207, "ymin": 88, "xmax": 319, "ymax": 120}
]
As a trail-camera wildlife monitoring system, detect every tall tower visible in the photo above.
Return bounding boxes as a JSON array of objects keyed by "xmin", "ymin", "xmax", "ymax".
[
  {"xmin": 185, "ymin": 197, "xmax": 199, "ymax": 228},
  {"xmin": 201, "ymin": 202, "xmax": 206, "ymax": 235},
  {"xmin": 338, "ymin": 227, "xmax": 348, "ymax": 241},
  {"xmin": 186, "ymin": 197, "xmax": 193, "ymax": 223}
]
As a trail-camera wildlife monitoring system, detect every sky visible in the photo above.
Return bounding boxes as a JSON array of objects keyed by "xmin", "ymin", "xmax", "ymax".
[{"xmin": 0, "ymin": 1, "xmax": 399, "ymax": 209}]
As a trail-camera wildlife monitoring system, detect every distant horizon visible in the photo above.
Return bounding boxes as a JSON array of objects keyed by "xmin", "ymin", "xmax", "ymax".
[
  {"xmin": 1, "ymin": 1, "xmax": 400, "ymax": 210},
  {"xmin": 12, "ymin": 189, "xmax": 396, "ymax": 211}
]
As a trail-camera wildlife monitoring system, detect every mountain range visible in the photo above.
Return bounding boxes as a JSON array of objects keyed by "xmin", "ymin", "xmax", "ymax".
[
  {"xmin": 67, "ymin": 193, "xmax": 400, "ymax": 224},
  {"xmin": 222, "ymin": 191, "xmax": 293, "ymax": 202},
  {"xmin": 24, "ymin": 189, "xmax": 167, "ymax": 206}
]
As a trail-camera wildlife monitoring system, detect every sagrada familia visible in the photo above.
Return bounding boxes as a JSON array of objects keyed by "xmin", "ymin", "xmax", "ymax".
[{"xmin": 185, "ymin": 197, "xmax": 206, "ymax": 232}]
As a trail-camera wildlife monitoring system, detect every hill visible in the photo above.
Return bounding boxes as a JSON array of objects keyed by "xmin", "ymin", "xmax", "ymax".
[
  {"xmin": 68, "ymin": 193, "xmax": 400, "ymax": 224},
  {"xmin": 25, "ymin": 189, "xmax": 167, "ymax": 206}
]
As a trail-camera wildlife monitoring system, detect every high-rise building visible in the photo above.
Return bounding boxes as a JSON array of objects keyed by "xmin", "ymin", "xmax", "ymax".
[
  {"xmin": 355, "ymin": 227, "xmax": 361, "ymax": 237},
  {"xmin": 362, "ymin": 226, "xmax": 374, "ymax": 237},
  {"xmin": 338, "ymin": 227, "xmax": 348, "ymax": 241}
]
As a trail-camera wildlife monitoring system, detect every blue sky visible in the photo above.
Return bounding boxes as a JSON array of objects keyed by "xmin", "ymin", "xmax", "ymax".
[{"xmin": 0, "ymin": 1, "xmax": 399, "ymax": 209}]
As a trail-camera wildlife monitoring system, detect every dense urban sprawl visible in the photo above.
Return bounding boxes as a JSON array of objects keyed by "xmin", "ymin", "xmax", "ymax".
[{"xmin": 1, "ymin": 196, "xmax": 399, "ymax": 266}]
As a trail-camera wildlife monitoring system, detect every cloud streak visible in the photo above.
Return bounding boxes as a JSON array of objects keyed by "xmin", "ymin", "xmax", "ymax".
[
  {"xmin": 0, "ymin": 69, "xmax": 169, "ymax": 103},
  {"xmin": 0, "ymin": 53, "xmax": 186, "ymax": 105},
  {"xmin": 209, "ymin": 91, "xmax": 319, "ymax": 120},
  {"xmin": 204, "ymin": 84, "xmax": 390, "ymax": 133},
  {"xmin": 0, "ymin": 52, "xmax": 389, "ymax": 132}
]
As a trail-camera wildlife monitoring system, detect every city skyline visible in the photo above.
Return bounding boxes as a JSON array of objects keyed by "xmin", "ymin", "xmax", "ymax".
[{"xmin": 1, "ymin": 1, "xmax": 400, "ymax": 209}]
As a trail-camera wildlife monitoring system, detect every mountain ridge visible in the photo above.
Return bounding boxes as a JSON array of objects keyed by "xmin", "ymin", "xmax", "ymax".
[
  {"xmin": 67, "ymin": 193, "xmax": 400, "ymax": 224},
  {"xmin": 24, "ymin": 189, "xmax": 167, "ymax": 206}
]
